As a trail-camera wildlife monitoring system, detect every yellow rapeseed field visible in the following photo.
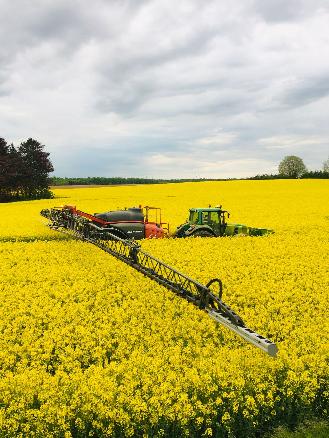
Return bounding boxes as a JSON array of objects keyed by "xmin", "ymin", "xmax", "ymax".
[{"xmin": 0, "ymin": 180, "xmax": 328, "ymax": 437}]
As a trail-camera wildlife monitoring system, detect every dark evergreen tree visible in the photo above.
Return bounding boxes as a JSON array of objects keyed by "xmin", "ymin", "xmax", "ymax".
[
  {"xmin": 0, "ymin": 138, "xmax": 11, "ymax": 201},
  {"xmin": 18, "ymin": 138, "xmax": 54, "ymax": 199},
  {"xmin": 8, "ymin": 144, "xmax": 23, "ymax": 199}
]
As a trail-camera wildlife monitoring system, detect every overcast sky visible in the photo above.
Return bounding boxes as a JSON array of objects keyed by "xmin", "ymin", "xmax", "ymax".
[{"xmin": 1, "ymin": 0, "xmax": 329, "ymax": 178}]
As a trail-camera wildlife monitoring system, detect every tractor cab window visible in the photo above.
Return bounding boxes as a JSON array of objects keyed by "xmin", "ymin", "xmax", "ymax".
[
  {"xmin": 210, "ymin": 212, "xmax": 220, "ymax": 224},
  {"xmin": 189, "ymin": 211, "xmax": 199, "ymax": 224},
  {"xmin": 201, "ymin": 211, "xmax": 209, "ymax": 224},
  {"xmin": 202, "ymin": 211, "xmax": 220, "ymax": 225}
]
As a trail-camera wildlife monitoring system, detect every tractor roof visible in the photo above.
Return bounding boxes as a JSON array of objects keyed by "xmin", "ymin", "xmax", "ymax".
[{"xmin": 189, "ymin": 207, "xmax": 227, "ymax": 213}]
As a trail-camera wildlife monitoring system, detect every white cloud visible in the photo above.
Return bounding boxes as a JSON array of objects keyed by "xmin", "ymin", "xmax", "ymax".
[
  {"xmin": 197, "ymin": 132, "xmax": 237, "ymax": 146},
  {"xmin": 143, "ymin": 152, "xmax": 276, "ymax": 179},
  {"xmin": 259, "ymin": 135, "xmax": 327, "ymax": 149}
]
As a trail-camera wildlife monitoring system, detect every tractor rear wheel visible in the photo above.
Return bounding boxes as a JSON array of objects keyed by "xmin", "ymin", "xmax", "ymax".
[{"xmin": 192, "ymin": 230, "xmax": 214, "ymax": 237}]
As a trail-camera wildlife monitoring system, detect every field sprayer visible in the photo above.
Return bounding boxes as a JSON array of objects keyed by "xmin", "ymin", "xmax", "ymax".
[
  {"xmin": 175, "ymin": 206, "xmax": 274, "ymax": 238},
  {"xmin": 40, "ymin": 206, "xmax": 278, "ymax": 357},
  {"xmin": 42, "ymin": 205, "xmax": 169, "ymax": 240}
]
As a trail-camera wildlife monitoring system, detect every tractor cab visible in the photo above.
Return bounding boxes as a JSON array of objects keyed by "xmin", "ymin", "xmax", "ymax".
[
  {"xmin": 189, "ymin": 207, "xmax": 229, "ymax": 227},
  {"xmin": 175, "ymin": 206, "xmax": 229, "ymax": 237},
  {"xmin": 190, "ymin": 207, "xmax": 228, "ymax": 236}
]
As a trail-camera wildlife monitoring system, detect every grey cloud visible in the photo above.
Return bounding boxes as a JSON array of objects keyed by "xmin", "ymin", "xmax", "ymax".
[
  {"xmin": 280, "ymin": 74, "xmax": 329, "ymax": 108},
  {"xmin": 252, "ymin": 0, "xmax": 306, "ymax": 22},
  {"xmin": 0, "ymin": 0, "xmax": 145, "ymax": 70},
  {"xmin": 63, "ymin": 149, "xmax": 135, "ymax": 177},
  {"xmin": 252, "ymin": 0, "xmax": 329, "ymax": 22},
  {"xmin": 53, "ymin": 141, "xmax": 170, "ymax": 177},
  {"xmin": 0, "ymin": 67, "xmax": 10, "ymax": 96},
  {"xmin": 26, "ymin": 5, "xmax": 90, "ymax": 40},
  {"xmin": 95, "ymin": 29, "xmax": 219, "ymax": 114}
]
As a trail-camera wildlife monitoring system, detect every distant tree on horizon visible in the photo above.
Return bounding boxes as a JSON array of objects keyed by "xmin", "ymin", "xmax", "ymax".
[{"xmin": 278, "ymin": 155, "xmax": 307, "ymax": 178}]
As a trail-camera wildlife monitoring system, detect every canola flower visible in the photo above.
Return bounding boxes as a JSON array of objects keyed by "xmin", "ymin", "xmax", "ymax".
[{"xmin": 0, "ymin": 180, "xmax": 328, "ymax": 437}]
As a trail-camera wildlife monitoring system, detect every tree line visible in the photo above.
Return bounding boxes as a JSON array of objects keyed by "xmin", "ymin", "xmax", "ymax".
[
  {"xmin": 49, "ymin": 176, "xmax": 220, "ymax": 186},
  {"xmin": 247, "ymin": 155, "xmax": 329, "ymax": 180},
  {"xmin": 0, "ymin": 138, "xmax": 54, "ymax": 202},
  {"xmin": 248, "ymin": 170, "xmax": 329, "ymax": 180},
  {"xmin": 51, "ymin": 155, "xmax": 329, "ymax": 186}
]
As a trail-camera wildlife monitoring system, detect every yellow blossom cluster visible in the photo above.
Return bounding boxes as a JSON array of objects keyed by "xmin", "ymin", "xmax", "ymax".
[{"xmin": 0, "ymin": 180, "xmax": 328, "ymax": 437}]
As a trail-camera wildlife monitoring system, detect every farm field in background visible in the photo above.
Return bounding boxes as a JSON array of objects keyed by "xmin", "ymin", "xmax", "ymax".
[{"xmin": 0, "ymin": 180, "xmax": 328, "ymax": 437}]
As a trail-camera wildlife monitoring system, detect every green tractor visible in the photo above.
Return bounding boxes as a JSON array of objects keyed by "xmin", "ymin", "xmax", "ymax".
[{"xmin": 174, "ymin": 206, "xmax": 273, "ymax": 238}]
